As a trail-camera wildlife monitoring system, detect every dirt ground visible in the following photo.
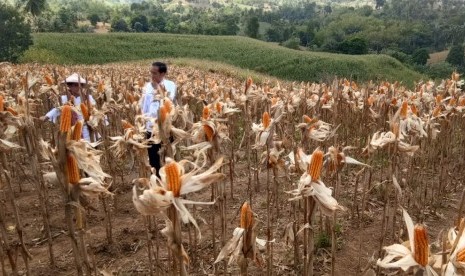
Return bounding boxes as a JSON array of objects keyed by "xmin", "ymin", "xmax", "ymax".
[{"xmin": 1, "ymin": 150, "xmax": 462, "ymax": 276}]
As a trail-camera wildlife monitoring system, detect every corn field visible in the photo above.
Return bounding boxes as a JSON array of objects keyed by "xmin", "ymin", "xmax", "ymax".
[{"xmin": 0, "ymin": 62, "xmax": 465, "ymax": 276}]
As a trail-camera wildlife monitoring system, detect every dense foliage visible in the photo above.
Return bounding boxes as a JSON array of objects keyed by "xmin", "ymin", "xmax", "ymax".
[
  {"xmin": 0, "ymin": 3, "xmax": 33, "ymax": 63},
  {"xmin": 13, "ymin": 0, "xmax": 465, "ymax": 77}
]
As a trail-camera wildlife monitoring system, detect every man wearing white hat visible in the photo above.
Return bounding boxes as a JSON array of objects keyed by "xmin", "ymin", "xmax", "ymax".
[{"xmin": 40, "ymin": 73, "xmax": 97, "ymax": 142}]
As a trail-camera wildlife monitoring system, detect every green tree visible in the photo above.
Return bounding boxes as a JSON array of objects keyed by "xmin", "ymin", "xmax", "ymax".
[
  {"xmin": 375, "ymin": 0, "xmax": 385, "ymax": 9},
  {"xmin": 131, "ymin": 14, "xmax": 149, "ymax": 32},
  {"xmin": 53, "ymin": 7, "xmax": 77, "ymax": 32},
  {"xmin": 21, "ymin": 0, "xmax": 47, "ymax": 17},
  {"xmin": 446, "ymin": 44, "xmax": 465, "ymax": 67},
  {"xmin": 88, "ymin": 14, "xmax": 100, "ymax": 27},
  {"xmin": 338, "ymin": 37, "xmax": 368, "ymax": 55},
  {"xmin": 0, "ymin": 3, "xmax": 33, "ymax": 62},
  {"xmin": 411, "ymin": 48, "xmax": 429, "ymax": 65},
  {"xmin": 245, "ymin": 16, "xmax": 259, "ymax": 39},
  {"xmin": 111, "ymin": 18, "xmax": 129, "ymax": 32}
]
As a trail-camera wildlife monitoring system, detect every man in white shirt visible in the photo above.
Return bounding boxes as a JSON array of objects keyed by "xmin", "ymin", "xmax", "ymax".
[
  {"xmin": 41, "ymin": 73, "xmax": 96, "ymax": 142},
  {"xmin": 140, "ymin": 61, "xmax": 176, "ymax": 176}
]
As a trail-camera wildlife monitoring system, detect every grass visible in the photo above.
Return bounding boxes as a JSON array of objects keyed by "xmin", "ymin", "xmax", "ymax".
[{"xmin": 22, "ymin": 33, "xmax": 424, "ymax": 85}]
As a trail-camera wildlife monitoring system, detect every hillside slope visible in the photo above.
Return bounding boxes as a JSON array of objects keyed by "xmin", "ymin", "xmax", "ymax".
[{"xmin": 22, "ymin": 33, "xmax": 423, "ymax": 84}]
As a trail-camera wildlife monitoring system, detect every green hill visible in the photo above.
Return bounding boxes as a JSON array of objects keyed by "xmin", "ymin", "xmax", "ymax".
[{"xmin": 22, "ymin": 33, "xmax": 423, "ymax": 85}]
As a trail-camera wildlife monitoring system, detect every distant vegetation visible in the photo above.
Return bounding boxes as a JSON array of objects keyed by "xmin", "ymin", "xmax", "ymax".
[
  {"xmin": 4, "ymin": 0, "xmax": 465, "ymax": 79},
  {"xmin": 22, "ymin": 33, "xmax": 423, "ymax": 85}
]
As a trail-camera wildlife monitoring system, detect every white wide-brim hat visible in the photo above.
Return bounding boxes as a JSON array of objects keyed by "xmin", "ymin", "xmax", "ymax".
[{"xmin": 63, "ymin": 73, "xmax": 87, "ymax": 84}]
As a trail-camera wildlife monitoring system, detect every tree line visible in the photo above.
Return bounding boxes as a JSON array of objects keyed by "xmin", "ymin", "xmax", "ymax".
[{"xmin": 1, "ymin": 0, "xmax": 464, "ymax": 77}]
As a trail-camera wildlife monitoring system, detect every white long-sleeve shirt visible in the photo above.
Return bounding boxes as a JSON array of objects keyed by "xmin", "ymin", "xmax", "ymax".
[
  {"xmin": 45, "ymin": 95, "xmax": 96, "ymax": 141},
  {"xmin": 140, "ymin": 79, "xmax": 176, "ymax": 132}
]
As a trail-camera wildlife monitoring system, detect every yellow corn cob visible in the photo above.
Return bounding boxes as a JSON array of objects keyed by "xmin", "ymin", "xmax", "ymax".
[
  {"xmin": 97, "ymin": 80, "xmax": 105, "ymax": 93},
  {"xmin": 72, "ymin": 121, "xmax": 83, "ymax": 141},
  {"xmin": 351, "ymin": 81, "xmax": 358, "ymax": 90},
  {"xmin": 308, "ymin": 149, "xmax": 323, "ymax": 181},
  {"xmin": 66, "ymin": 154, "xmax": 80, "ymax": 185},
  {"xmin": 121, "ymin": 119, "xmax": 134, "ymax": 130},
  {"xmin": 367, "ymin": 96, "xmax": 374, "ymax": 106},
  {"xmin": 391, "ymin": 122, "xmax": 400, "ymax": 137},
  {"xmin": 436, "ymin": 95, "xmax": 443, "ymax": 104},
  {"xmin": 411, "ymin": 104, "xmax": 418, "ymax": 116},
  {"xmin": 60, "ymin": 105, "xmax": 72, "ymax": 133},
  {"xmin": 80, "ymin": 103, "xmax": 89, "ymax": 122},
  {"xmin": 125, "ymin": 92, "xmax": 135, "ymax": 103},
  {"xmin": 400, "ymin": 101, "xmax": 408, "ymax": 119},
  {"xmin": 262, "ymin": 111, "xmax": 271, "ymax": 129},
  {"xmin": 21, "ymin": 76, "xmax": 27, "ymax": 89},
  {"xmin": 413, "ymin": 224, "xmax": 429, "ymax": 267},
  {"xmin": 271, "ymin": 97, "xmax": 278, "ymax": 106},
  {"xmin": 449, "ymin": 98, "xmax": 457, "ymax": 106},
  {"xmin": 215, "ymin": 102, "xmax": 222, "ymax": 113},
  {"xmin": 138, "ymin": 78, "xmax": 145, "ymax": 88},
  {"xmin": 245, "ymin": 77, "xmax": 253, "ymax": 93},
  {"xmin": 459, "ymin": 98, "xmax": 465, "ymax": 107},
  {"xmin": 202, "ymin": 106, "xmax": 210, "ymax": 120},
  {"xmin": 391, "ymin": 97, "xmax": 397, "ymax": 105},
  {"xmin": 6, "ymin": 107, "xmax": 18, "ymax": 116},
  {"xmin": 165, "ymin": 162, "xmax": 181, "ymax": 197},
  {"xmin": 457, "ymin": 248, "xmax": 465, "ymax": 262},
  {"xmin": 160, "ymin": 106, "xmax": 168, "ymax": 124},
  {"xmin": 203, "ymin": 125, "xmax": 214, "ymax": 141},
  {"xmin": 0, "ymin": 95, "xmax": 4, "ymax": 112},
  {"xmin": 164, "ymin": 99, "xmax": 173, "ymax": 114},
  {"xmin": 44, "ymin": 75, "xmax": 54, "ymax": 86},
  {"xmin": 303, "ymin": 115, "xmax": 312, "ymax": 124},
  {"xmin": 433, "ymin": 106, "xmax": 441, "ymax": 117},
  {"xmin": 240, "ymin": 202, "xmax": 254, "ymax": 229}
]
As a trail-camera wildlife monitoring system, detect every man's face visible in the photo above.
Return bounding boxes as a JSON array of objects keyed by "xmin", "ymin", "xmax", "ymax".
[
  {"xmin": 67, "ymin": 82, "xmax": 81, "ymax": 97},
  {"xmin": 150, "ymin": 66, "xmax": 165, "ymax": 84}
]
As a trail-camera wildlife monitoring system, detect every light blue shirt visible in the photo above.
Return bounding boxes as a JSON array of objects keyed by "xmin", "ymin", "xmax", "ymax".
[{"xmin": 140, "ymin": 79, "xmax": 176, "ymax": 131}]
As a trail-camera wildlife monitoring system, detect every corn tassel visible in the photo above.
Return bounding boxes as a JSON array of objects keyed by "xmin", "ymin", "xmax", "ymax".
[
  {"xmin": 67, "ymin": 154, "xmax": 80, "ymax": 185},
  {"xmin": 165, "ymin": 162, "xmax": 181, "ymax": 197},
  {"xmin": 60, "ymin": 105, "xmax": 72, "ymax": 133},
  {"xmin": 413, "ymin": 224, "xmax": 429, "ymax": 267},
  {"xmin": 72, "ymin": 121, "xmax": 83, "ymax": 141},
  {"xmin": 308, "ymin": 149, "xmax": 323, "ymax": 181}
]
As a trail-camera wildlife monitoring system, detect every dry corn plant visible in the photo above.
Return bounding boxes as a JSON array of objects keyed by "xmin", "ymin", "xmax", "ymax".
[
  {"xmin": 215, "ymin": 202, "xmax": 265, "ymax": 274},
  {"xmin": 133, "ymin": 153, "xmax": 224, "ymax": 275},
  {"xmin": 40, "ymin": 103, "xmax": 112, "ymax": 275}
]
